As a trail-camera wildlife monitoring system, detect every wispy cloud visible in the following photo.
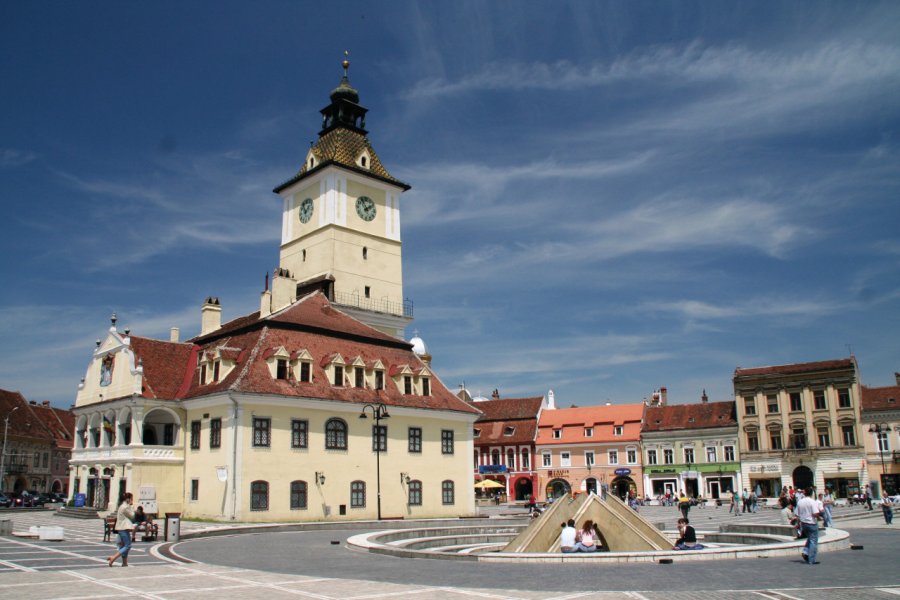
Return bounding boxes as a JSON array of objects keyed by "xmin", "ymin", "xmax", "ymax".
[{"xmin": 1, "ymin": 148, "xmax": 37, "ymax": 168}]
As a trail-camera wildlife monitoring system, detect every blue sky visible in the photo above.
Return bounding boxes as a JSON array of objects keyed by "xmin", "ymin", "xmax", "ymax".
[{"xmin": 2, "ymin": 2, "xmax": 899, "ymax": 408}]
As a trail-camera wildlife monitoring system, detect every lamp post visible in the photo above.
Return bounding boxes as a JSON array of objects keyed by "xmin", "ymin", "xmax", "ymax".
[
  {"xmin": 869, "ymin": 423, "xmax": 893, "ymax": 495},
  {"xmin": 1, "ymin": 406, "xmax": 21, "ymax": 493},
  {"xmin": 359, "ymin": 403, "xmax": 389, "ymax": 520}
]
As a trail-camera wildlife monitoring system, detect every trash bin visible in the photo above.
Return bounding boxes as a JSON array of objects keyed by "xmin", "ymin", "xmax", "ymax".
[{"xmin": 164, "ymin": 512, "xmax": 181, "ymax": 542}]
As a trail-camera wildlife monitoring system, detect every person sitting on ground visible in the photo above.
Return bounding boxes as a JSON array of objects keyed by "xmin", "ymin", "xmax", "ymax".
[
  {"xmin": 672, "ymin": 517, "xmax": 704, "ymax": 550},
  {"xmin": 573, "ymin": 520, "xmax": 598, "ymax": 552},
  {"xmin": 559, "ymin": 519, "xmax": 577, "ymax": 553}
]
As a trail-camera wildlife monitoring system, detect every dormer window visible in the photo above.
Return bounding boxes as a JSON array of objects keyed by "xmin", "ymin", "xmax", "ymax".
[
  {"xmin": 421, "ymin": 377, "xmax": 430, "ymax": 396},
  {"xmin": 552, "ymin": 429, "xmax": 561, "ymax": 439},
  {"xmin": 375, "ymin": 370, "xmax": 384, "ymax": 390},
  {"xmin": 276, "ymin": 359, "xmax": 289, "ymax": 380},
  {"xmin": 355, "ymin": 367, "xmax": 364, "ymax": 388},
  {"xmin": 473, "ymin": 428, "xmax": 481, "ymax": 437},
  {"xmin": 584, "ymin": 427, "xmax": 593, "ymax": 437},
  {"xmin": 200, "ymin": 364, "xmax": 207, "ymax": 385},
  {"xmin": 334, "ymin": 365, "xmax": 344, "ymax": 386},
  {"xmin": 404, "ymin": 375, "xmax": 412, "ymax": 395},
  {"xmin": 213, "ymin": 360, "xmax": 220, "ymax": 381},
  {"xmin": 309, "ymin": 157, "xmax": 315, "ymax": 169},
  {"xmin": 299, "ymin": 361, "xmax": 311, "ymax": 383},
  {"xmin": 361, "ymin": 156, "xmax": 367, "ymax": 167},
  {"xmin": 357, "ymin": 150, "xmax": 371, "ymax": 169},
  {"xmin": 614, "ymin": 425, "xmax": 623, "ymax": 436},
  {"xmin": 503, "ymin": 426, "xmax": 515, "ymax": 436}
]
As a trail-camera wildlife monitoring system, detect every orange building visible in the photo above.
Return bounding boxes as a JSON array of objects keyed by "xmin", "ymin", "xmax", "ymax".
[{"xmin": 535, "ymin": 399, "xmax": 644, "ymax": 501}]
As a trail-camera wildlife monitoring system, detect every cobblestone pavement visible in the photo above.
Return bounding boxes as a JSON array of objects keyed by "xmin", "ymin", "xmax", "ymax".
[{"xmin": 0, "ymin": 507, "xmax": 896, "ymax": 599}]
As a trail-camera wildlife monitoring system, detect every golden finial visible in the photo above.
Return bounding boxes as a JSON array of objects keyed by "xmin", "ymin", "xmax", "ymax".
[{"xmin": 342, "ymin": 50, "xmax": 350, "ymax": 76}]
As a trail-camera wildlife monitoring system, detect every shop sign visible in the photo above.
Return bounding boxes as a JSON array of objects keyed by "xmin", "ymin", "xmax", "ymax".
[
  {"xmin": 749, "ymin": 465, "xmax": 780, "ymax": 473},
  {"xmin": 649, "ymin": 468, "xmax": 677, "ymax": 474},
  {"xmin": 479, "ymin": 465, "xmax": 508, "ymax": 474},
  {"xmin": 614, "ymin": 468, "xmax": 632, "ymax": 476},
  {"xmin": 548, "ymin": 470, "xmax": 570, "ymax": 478}
]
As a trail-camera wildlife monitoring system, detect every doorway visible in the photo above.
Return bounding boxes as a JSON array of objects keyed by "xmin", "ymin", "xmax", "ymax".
[{"xmin": 792, "ymin": 465, "xmax": 814, "ymax": 491}]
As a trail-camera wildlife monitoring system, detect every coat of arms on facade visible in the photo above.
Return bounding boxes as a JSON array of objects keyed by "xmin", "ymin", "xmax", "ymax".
[{"xmin": 100, "ymin": 353, "xmax": 115, "ymax": 386}]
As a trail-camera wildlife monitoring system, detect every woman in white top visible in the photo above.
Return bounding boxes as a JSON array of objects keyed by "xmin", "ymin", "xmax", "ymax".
[
  {"xmin": 107, "ymin": 492, "xmax": 135, "ymax": 567},
  {"xmin": 574, "ymin": 520, "xmax": 597, "ymax": 552}
]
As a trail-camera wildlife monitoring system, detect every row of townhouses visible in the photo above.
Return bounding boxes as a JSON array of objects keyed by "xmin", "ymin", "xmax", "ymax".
[{"xmin": 469, "ymin": 359, "xmax": 899, "ymax": 503}]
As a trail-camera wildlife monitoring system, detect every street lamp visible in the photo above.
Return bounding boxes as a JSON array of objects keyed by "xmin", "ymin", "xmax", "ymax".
[
  {"xmin": 1, "ymin": 406, "xmax": 21, "ymax": 493},
  {"xmin": 359, "ymin": 403, "xmax": 390, "ymax": 520},
  {"xmin": 869, "ymin": 423, "xmax": 893, "ymax": 494}
]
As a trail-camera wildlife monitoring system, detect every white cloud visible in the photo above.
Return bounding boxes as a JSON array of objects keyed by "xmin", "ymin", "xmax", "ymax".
[{"xmin": 0, "ymin": 148, "xmax": 37, "ymax": 168}]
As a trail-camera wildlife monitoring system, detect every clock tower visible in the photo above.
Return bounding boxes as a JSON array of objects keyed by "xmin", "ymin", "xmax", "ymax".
[{"xmin": 272, "ymin": 56, "xmax": 412, "ymax": 337}]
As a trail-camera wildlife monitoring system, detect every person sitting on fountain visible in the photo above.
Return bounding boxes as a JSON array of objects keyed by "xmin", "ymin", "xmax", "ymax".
[
  {"xmin": 673, "ymin": 517, "xmax": 705, "ymax": 550},
  {"xmin": 573, "ymin": 520, "xmax": 598, "ymax": 552},
  {"xmin": 559, "ymin": 519, "xmax": 577, "ymax": 553}
]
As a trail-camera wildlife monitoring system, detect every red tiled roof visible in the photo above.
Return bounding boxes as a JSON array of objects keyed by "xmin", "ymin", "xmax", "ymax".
[
  {"xmin": 28, "ymin": 402, "xmax": 76, "ymax": 449},
  {"xmin": 734, "ymin": 358, "xmax": 855, "ymax": 378},
  {"xmin": 0, "ymin": 389, "xmax": 63, "ymax": 444},
  {"xmin": 861, "ymin": 385, "xmax": 900, "ymax": 412},
  {"xmin": 129, "ymin": 336, "xmax": 195, "ymax": 400},
  {"xmin": 536, "ymin": 404, "xmax": 644, "ymax": 444},
  {"xmin": 472, "ymin": 397, "xmax": 544, "ymax": 422},
  {"xmin": 475, "ymin": 420, "xmax": 537, "ymax": 446},
  {"xmin": 642, "ymin": 401, "xmax": 737, "ymax": 432}
]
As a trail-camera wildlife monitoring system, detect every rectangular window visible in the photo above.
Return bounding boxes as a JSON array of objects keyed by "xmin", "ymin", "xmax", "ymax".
[
  {"xmin": 290, "ymin": 481, "xmax": 308, "ymax": 509},
  {"xmin": 877, "ymin": 431, "xmax": 890, "ymax": 452},
  {"xmin": 560, "ymin": 452, "xmax": 571, "ymax": 467},
  {"xmin": 210, "ymin": 418, "xmax": 221, "ymax": 448},
  {"xmin": 608, "ymin": 450, "xmax": 619, "ymax": 465},
  {"xmin": 814, "ymin": 390, "xmax": 827, "ymax": 410},
  {"xmin": 351, "ymin": 481, "xmax": 366, "ymax": 508},
  {"xmin": 770, "ymin": 432, "xmax": 783, "ymax": 450},
  {"xmin": 838, "ymin": 388, "xmax": 852, "ymax": 408},
  {"xmin": 276, "ymin": 359, "xmax": 288, "ymax": 380},
  {"xmin": 291, "ymin": 419, "xmax": 308, "ymax": 449},
  {"xmin": 408, "ymin": 480, "xmax": 422, "ymax": 506},
  {"xmin": 421, "ymin": 378, "xmax": 430, "ymax": 396},
  {"xmin": 190, "ymin": 420, "xmax": 201, "ymax": 450},
  {"xmin": 375, "ymin": 370, "xmax": 384, "ymax": 390},
  {"xmin": 334, "ymin": 365, "xmax": 344, "ymax": 386},
  {"xmin": 191, "ymin": 479, "xmax": 199, "ymax": 501},
  {"xmin": 552, "ymin": 429, "xmax": 561, "ymax": 439},
  {"xmin": 521, "ymin": 450, "xmax": 529, "ymax": 469},
  {"xmin": 163, "ymin": 423, "xmax": 174, "ymax": 446},
  {"xmin": 626, "ymin": 448, "xmax": 637, "ymax": 464},
  {"xmin": 200, "ymin": 364, "xmax": 207, "ymax": 385},
  {"xmin": 790, "ymin": 392, "xmax": 802, "ymax": 412},
  {"xmin": 442, "ymin": 480, "xmax": 455, "ymax": 505},
  {"xmin": 647, "ymin": 449, "xmax": 658, "ymax": 465},
  {"xmin": 251, "ymin": 481, "xmax": 269, "ymax": 511},
  {"xmin": 42, "ymin": 453, "xmax": 49, "ymax": 468},
  {"xmin": 683, "ymin": 447, "xmax": 694, "ymax": 463},
  {"xmin": 355, "ymin": 367, "xmax": 364, "ymax": 388},
  {"xmin": 663, "ymin": 448, "xmax": 674, "ymax": 464},
  {"xmin": 767, "ymin": 394, "xmax": 779, "ymax": 413},
  {"xmin": 372, "ymin": 424, "xmax": 387, "ymax": 452},
  {"xmin": 441, "ymin": 430, "xmax": 454, "ymax": 454},
  {"xmin": 818, "ymin": 426, "xmax": 831, "ymax": 448},
  {"xmin": 585, "ymin": 451, "xmax": 595, "ymax": 466},
  {"xmin": 724, "ymin": 445, "xmax": 735, "ymax": 461},
  {"xmin": 744, "ymin": 396, "xmax": 756, "ymax": 415},
  {"xmin": 404, "ymin": 376, "xmax": 412, "ymax": 394},
  {"xmin": 213, "ymin": 360, "xmax": 220, "ymax": 381},
  {"xmin": 299, "ymin": 361, "xmax": 311, "ymax": 382},
  {"xmin": 253, "ymin": 417, "xmax": 271, "ymax": 447},
  {"xmin": 584, "ymin": 427, "xmax": 593, "ymax": 437},
  {"xmin": 790, "ymin": 428, "xmax": 806, "ymax": 449},
  {"xmin": 747, "ymin": 433, "xmax": 760, "ymax": 452},
  {"xmin": 706, "ymin": 447, "xmax": 717, "ymax": 462},
  {"xmin": 613, "ymin": 426, "xmax": 623, "ymax": 436},
  {"xmin": 408, "ymin": 427, "xmax": 422, "ymax": 453},
  {"xmin": 842, "ymin": 425, "xmax": 856, "ymax": 446},
  {"xmin": 542, "ymin": 452, "xmax": 551, "ymax": 467}
]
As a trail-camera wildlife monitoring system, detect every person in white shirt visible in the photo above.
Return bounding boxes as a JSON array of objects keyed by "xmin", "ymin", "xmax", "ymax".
[
  {"xmin": 559, "ymin": 519, "xmax": 577, "ymax": 553},
  {"xmin": 795, "ymin": 486, "xmax": 821, "ymax": 565}
]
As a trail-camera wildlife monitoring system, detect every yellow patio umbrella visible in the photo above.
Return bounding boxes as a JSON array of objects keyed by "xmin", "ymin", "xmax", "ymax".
[{"xmin": 474, "ymin": 479, "xmax": 505, "ymax": 489}]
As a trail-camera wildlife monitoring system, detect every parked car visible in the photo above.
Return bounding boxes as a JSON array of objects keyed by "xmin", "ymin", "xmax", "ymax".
[
  {"xmin": 11, "ymin": 491, "xmax": 37, "ymax": 507},
  {"xmin": 0, "ymin": 493, "xmax": 12, "ymax": 508},
  {"xmin": 49, "ymin": 493, "xmax": 68, "ymax": 504}
]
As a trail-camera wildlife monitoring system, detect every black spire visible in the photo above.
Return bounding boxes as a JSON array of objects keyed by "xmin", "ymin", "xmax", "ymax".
[{"xmin": 319, "ymin": 51, "xmax": 368, "ymax": 135}]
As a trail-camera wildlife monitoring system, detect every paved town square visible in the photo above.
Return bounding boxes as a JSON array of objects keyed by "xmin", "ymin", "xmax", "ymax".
[{"xmin": 0, "ymin": 506, "xmax": 897, "ymax": 599}]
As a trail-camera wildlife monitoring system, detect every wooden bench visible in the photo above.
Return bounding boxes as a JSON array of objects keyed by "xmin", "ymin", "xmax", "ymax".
[
  {"xmin": 135, "ymin": 513, "xmax": 159, "ymax": 541},
  {"xmin": 103, "ymin": 516, "xmax": 116, "ymax": 542}
]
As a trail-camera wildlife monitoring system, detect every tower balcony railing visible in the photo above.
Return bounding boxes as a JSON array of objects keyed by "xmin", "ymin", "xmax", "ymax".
[{"xmin": 332, "ymin": 291, "xmax": 413, "ymax": 318}]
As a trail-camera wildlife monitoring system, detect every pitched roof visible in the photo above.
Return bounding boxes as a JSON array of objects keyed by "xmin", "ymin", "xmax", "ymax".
[
  {"xmin": 536, "ymin": 404, "xmax": 644, "ymax": 444},
  {"xmin": 115, "ymin": 293, "xmax": 478, "ymax": 416},
  {"xmin": 471, "ymin": 396, "xmax": 543, "ymax": 446},
  {"xmin": 27, "ymin": 402, "xmax": 76, "ymax": 449},
  {"xmin": 861, "ymin": 385, "xmax": 900, "ymax": 412},
  {"xmin": 0, "ymin": 389, "xmax": 62, "ymax": 444},
  {"xmin": 642, "ymin": 401, "xmax": 737, "ymax": 432},
  {"xmin": 274, "ymin": 128, "xmax": 410, "ymax": 192},
  {"xmin": 472, "ymin": 396, "xmax": 544, "ymax": 422},
  {"xmin": 734, "ymin": 358, "xmax": 855, "ymax": 379}
]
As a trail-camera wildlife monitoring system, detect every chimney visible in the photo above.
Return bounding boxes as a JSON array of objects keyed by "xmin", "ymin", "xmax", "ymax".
[
  {"xmin": 491, "ymin": 389, "xmax": 500, "ymax": 400},
  {"xmin": 660, "ymin": 387, "xmax": 668, "ymax": 406},
  {"xmin": 701, "ymin": 389, "xmax": 708, "ymax": 403},
  {"xmin": 200, "ymin": 297, "xmax": 222, "ymax": 336},
  {"xmin": 271, "ymin": 268, "xmax": 296, "ymax": 313},
  {"xmin": 42, "ymin": 400, "xmax": 50, "ymax": 407},
  {"xmin": 170, "ymin": 327, "xmax": 180, "ymax": 343},
  {"xmin": 895, "ymin": 372, "xmax": 900, "ymax": 385}
]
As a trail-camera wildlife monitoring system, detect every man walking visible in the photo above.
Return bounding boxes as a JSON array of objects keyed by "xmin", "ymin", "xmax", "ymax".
[
  {"xmin": 795, "ymin": 486, "xmax": 821, "ymax": 565},
  {"xmin": 864, "ymin": 485, "xmax": 874, "ymax": 511}
]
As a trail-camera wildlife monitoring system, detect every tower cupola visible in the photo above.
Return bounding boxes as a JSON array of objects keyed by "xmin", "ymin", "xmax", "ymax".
[{"xmin": 320, "ymin": 52, "xmax": 367, "ymax": 135}]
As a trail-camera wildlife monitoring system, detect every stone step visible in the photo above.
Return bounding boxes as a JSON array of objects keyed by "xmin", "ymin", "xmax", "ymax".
[{"xmin": 54, "ymin": 506, "xmax": 100, "ymax": 520}]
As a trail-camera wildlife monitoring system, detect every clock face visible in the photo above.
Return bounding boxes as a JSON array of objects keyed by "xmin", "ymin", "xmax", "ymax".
[
  {"xmin": 356, "ymin": 196, "xmax": 376, "ymax": 221},
  {"xmin": 299, "ymin": 198, "xmax": 314, "ymax": 223}
]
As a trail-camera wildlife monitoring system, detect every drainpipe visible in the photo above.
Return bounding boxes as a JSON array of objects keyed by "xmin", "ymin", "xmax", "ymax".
[{"xmin": 228, "ymin": 392, "xmax": 239, "ymax": 520}]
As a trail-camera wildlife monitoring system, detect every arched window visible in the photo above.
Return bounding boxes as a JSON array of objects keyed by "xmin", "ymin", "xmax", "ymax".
[
  {"xmin": 325, "ymin": 418, "xmax": 348, "ymax": 450},
  {"xmin": 442, "ymin": 480, "xmax": 455, "ymax": 505},
  {"xmin": 250, "ymin": 480, "xmax": 268, "ymax": 511},
  {"xmin": 290, "ymin": 481, "xmax": 307, "ymax": 510},
  {"xmin": 350, "ymin": 480, "xmax": 366, "ymax": 508},
  {"xmin": 408, "ymin": 480, "xmax": 422, "ymax": 506}
]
